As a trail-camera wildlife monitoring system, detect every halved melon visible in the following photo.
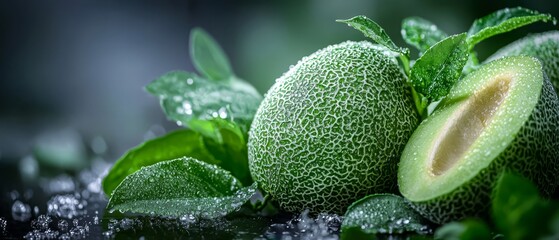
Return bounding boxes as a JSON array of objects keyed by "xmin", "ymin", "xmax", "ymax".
[{"xmin": 398, "ymin": 56, "xmax": 559, "ymax": 224}]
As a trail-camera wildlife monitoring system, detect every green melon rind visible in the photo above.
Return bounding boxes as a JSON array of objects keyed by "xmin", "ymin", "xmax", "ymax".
[
  {"xmin": 398, "ymin": 56, "xmax": 559, "ymax": 224},
  {"xmin": 248, "ymin": 41, "xmax": 419, "ymax": 214},
  {"xmin": 485, "ymin": 31, "xmax": 559, "ymax": 93}
]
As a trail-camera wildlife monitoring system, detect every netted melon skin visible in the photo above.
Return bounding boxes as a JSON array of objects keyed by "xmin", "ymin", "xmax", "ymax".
[
  {"xmin": 248, "ymin": 41, "xmax": 419, "ymax": 214},
  {"xmin": 409, "ymin": 77, "xmax": 559, "ymax": 224},
  {"xmin": 486, "ymin": 31, "xmax": 559, "ymax": 93}
]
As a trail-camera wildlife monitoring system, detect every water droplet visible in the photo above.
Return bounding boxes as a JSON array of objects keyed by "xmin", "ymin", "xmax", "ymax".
[
  {"xmin": 173, "ymin": 96, "xmax": 183, "ymax": 102},
  {"xmin": 218, "ymin": 107, "xmax": 228, "ymax": 119},
  {"xmin": 47, "ymin": 194, "xmax": 86, "ymax": 219},
  {"xmin": 11, "ymin": 200, "xmax": 31, "ymax": 221},
  {"xmin": 31, "ymin": 215, "xmax": 52, "ymax": 230},
  {"xmin": 90, "ymin": 136, "xmax": 107, "ymax": 155},
  {"xmin": 58, "ymin": 220, "xmax": 69, "ymax": 231}
]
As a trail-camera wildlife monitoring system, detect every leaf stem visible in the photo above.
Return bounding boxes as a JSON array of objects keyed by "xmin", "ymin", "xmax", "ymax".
[
  {"xmin": 398, "ymin": 53, "xmax": 427, "ymax": 120},
  {"xmin": 411, "ymin": 87, "xmax": 428, "ymax": 120},
  {"xmin": 398, "ymin": 54, "xmax": 411, "ymax": 77}
]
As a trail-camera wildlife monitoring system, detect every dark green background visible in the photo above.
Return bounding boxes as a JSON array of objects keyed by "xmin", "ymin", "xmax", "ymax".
[{"xmin": 1, "ymin": 0, "xmax": 557, "ymax": 159}]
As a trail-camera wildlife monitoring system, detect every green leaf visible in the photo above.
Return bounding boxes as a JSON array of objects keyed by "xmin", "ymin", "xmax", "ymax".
[
  {"xmin": 342, "ymin": 194, "xmax": 432, "ymax": 235},
  {"xmin": 190, "ymin": 28, "xmax": 234, "ymax": 81},
  {"xmin": 102, "ymin": 129, "xmax": 218, "ymax": 196},
  {"xmin": 189, "ymin": 118, "xmax": 252, "ymax": 186},
  {"xmin": 410, "ymin": 33, "xmax": 469, "ymax": 101},
  {"xmin": 337, "ymin": 15, "xmax": 409, "ymax": 56},
  {"xmin": 107, "ymin": 157, "xmax": 257, "ymax": 218},
  {"xmin": 145, "ymin": 71, "xmax": 262, "ymax": 132},
  {"xmin": 102, "ymin": 121, "xmax": 253, "ymax": 196},
  {"xmin": 492, "ymin": 173, "xmax": 559, "ymax": 240},
  {"xmin": 434, "ymin": 219, "xmax": 492, "ymax": 240},
  {"xmin": 401, "ymin": 17, "xmax": 448, "ymax": 55},
  {"xmin": 467, "ymin": 7, "xmax": 556, "ymax": 47}
]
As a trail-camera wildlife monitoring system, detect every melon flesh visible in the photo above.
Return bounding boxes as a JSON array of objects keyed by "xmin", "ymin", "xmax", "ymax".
[{"xmin": 431, "ymin": 76, "xmax": 511, "ymax": 176}]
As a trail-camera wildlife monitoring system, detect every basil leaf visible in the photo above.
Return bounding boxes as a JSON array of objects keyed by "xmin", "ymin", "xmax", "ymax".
[
  {"xmin": 342, "ymin": 194, "xmax": 432, "ymax": 235},
  {"xmin": 107, "ymin": 157, "xmax": 257, "ymax": 218},
  {"xmin": 467, "ymin": 7, "xmax": 555, "ymax": 47},
  {"xmin": 410, "ymin": 33, "xmax": 468, "ymax": 101},
  {"xmin": 492, "ymin": 173, "xmax": 559, "ymax": 240},
  {"xmin": 145, "ymin": 71, "xmax": 262, "ymax": 132},
  {"xmin": 190, "ymin": 28, "xmax": 233, "ymax": 81},
  {"xmin": 401, "ymin": 17, "xmax": 448, "ymax": 55},
  {"xmin": 337, "ymin": 15, "xmax": 409, "ymax": 56},
  {"xmin": 434, "ymin": 219, "xmax": 492, "ymax": 240}
]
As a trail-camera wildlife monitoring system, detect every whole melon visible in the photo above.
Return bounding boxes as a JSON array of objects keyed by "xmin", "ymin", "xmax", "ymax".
[{"xmin": 248, "ymin": 41, "xmax": 419, "ymax": 214}]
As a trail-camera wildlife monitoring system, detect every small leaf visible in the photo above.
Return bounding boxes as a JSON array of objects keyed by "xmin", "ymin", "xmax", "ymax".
[
  {"xmin": 145, "ymin": 71, "xmax": 262, "ymax": 132},
  {"xmin": 342, "ymin": 194, "xmax": 432, "ymax": 235},
  {"xmin": 434, "ymin": 219, "xmax": 492, "ymax": 240},
  {"xmin": 401, "ymin": 17, "xmax": 448, "ymax": 55},
  {"xmin": 410, "ymin": 33, "xmax": 469, "ymax": 101},
  {"xmin": 467, "ymin": 7, "xmax": 555, "ymax": 47},
  {"xmin": 337, "ymin": 15, "xmax": 409, "ymax": 56},
  {"xmin": 492, "ymin": 172, "xmax": 559, "ymax": 240},
  {"xmin": 107, "ymin": 157, "xmax": 257, "ymax": 218},
  {"xmin": 190, "ymin": 28, "xmax": 234, "ymax": 81}
]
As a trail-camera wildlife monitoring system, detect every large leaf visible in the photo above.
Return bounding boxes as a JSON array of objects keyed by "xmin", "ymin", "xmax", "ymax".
[
  {"xmin": 410, "ymin": 33, "xmax": 468, "ymax": 101},
  {"xmin": 102, "ymin": 121, "xmax": 252, "ymax": 196},
  {"xmin": 492, "ymin": 173, "xmax": 559, "ymax": 240},
  {"xmin": 467, "ymin": 7, "xmax": 555, "ymax": 47},
  {"xmin": 145, "ymin": 71, "xmax": 262, "ymax": 132},
  {"xmin": 102, "ymin": 129, "xmax": 217, "ymax": 196},
  {"xmin": 341, "ymin": 194, "xmax": 431, "ymax": 237},
  {"xmin": 107, "ymin": 157, "xmax": 257, "ymax": 218},
  {"xmin": 337, "ymin": 15, "xmax": 409, "ymax": 56},
  {"xmin": 401, "ymin": 17, "xmax": 448, "ymax": 55},
  {"xmin": 190, "ymin": 28, "xmax": 234, "ymax": 81}
]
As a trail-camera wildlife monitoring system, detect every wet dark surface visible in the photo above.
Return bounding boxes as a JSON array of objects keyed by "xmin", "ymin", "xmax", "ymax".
[{"xmin": 0, "ymin": 158, "xmax": 344, "ymax": 239}]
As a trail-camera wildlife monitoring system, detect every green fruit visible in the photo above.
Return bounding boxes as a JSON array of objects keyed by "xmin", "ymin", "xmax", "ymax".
[
  {"xmin": 398, "ymin": 56, "xmax": 559, "ymax": 224},
  {"xmin": 248, "ymin": 41, "xmax": 419, "ymax": 214},
  {"xmin": 485, "ymin": 31, "xmax": 559, "ymax": 93}
]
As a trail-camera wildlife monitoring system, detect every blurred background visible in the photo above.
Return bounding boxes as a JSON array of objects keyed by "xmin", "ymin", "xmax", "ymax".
[{"xmin": 1, "ymin": 0, "xmax": 558, "ymax": 162}]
